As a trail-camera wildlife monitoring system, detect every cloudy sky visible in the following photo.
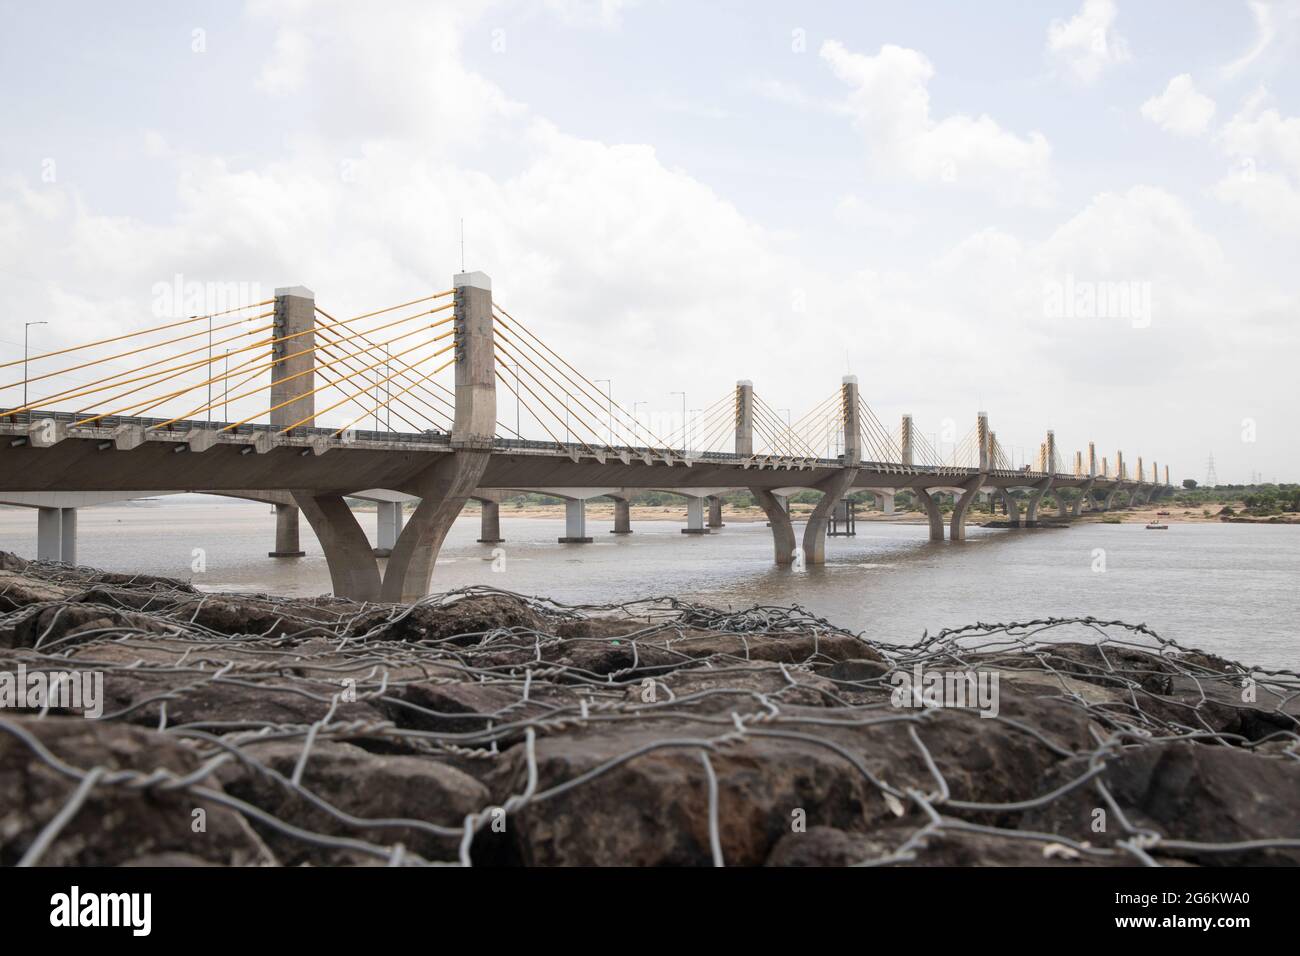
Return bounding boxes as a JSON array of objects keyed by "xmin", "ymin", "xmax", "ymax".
[{"xmin": 1, "ymin": 0, "xmax": 1298, "ymax": 482}]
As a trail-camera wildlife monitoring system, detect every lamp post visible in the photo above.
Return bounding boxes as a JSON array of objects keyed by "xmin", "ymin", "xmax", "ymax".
[
  {"xmin": 594, "ymin": 379, "xmax": 611, "ymax": 445},
  {"xmin": 670, "ymin": 391, "xmax": 685, "ymax": 452},
  {"xmin": 23, "ymin": 321, "xmax": 48, "ymax": 414}
]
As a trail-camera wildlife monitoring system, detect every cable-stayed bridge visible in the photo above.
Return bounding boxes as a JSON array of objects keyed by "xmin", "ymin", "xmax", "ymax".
[{"xmin": 0, "ymin": 271, "xmax": 1172, "ymax": 601}]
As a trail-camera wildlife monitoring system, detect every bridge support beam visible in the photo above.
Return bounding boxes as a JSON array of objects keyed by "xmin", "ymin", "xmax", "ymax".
[
  {"xmin": 1025, "ymin": 478, "xmax": 1053, "ymax": 524},
  {"xmin": 1104, "ymin": 487, "xmax": 1121, "ymax": 510},
  {"xmin": 682, "ymin": 496, "xmax": 709, "ymax": 535},
  {"xmin": 293, "ymin": 492, "xmax": 382, "ymax": 602},
  {"xmin": 707, "ymin": 495, "xmax": 724, "ymax": 528},
  {"xmin": 1071, "ymin": 480, "xmax": 1095, "ymax": 517},
  {"xmin": 877, "ymin": 492, "xmax": 895, "ymax": 515},
  {"xmin": 559, "ymin": 498, "xmax": 593, "ymax": 543},
  {"xmin": 1056, "ymin": 491, "xmax": 1069, "ymax": 519},
  {"xmin": 916, "ymin": 489, "xmax": 945, "ymax": 542},
  {"xmin": 477, "ymin": 500, "xmax": 503, "ymax": 543},
  {"xmin": 949, "ymin": 477, "xmax": 984, "ymax": 542},
  {"xmin": 374, "ymin": 501, "xmax": 404, "ymax": 557},
  {"xmin": 59, "ymin": 508, "xmax": 77, "ymax": 565},
  {"xmin": 802, "ymin": 470, "xmax": 860, "ymax": 564},
  {"xmin": 269, "ymin": 503, "xmax": 305, "ymax": 557},
  {"xmin": 752, "ymin": 488, "xmax": 796, "ymax": 564},
  {"xmin": 998, "ymin": 489, "xmax": 1021, "ymax": 526},
  {"xmin": 611, "ymin": 498, "xmax": 632, "ymax": 534},
  {"xmin": 36, "ymin": 507, "xmax": 78, "ymax": 563}
]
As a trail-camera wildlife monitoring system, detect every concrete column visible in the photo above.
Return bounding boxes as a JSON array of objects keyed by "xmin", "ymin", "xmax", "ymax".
[
  {"xmin": 1025, "ymin": 478, "xmax": 1053, "ymax": 524},
  {"xmin": 802, "ymin": 469, "xmax": 859, "ymax": 563},
  {"xmin": 36, "ymin": 507, "xmax": 61, "ymax": 561},
  {"xmin": 878, "ymin": 491, "xmax": 895, "ymax": 514},
  {"xmin": 1104, "ymin": 487, "xmax": 1121, "ymax": 510},
  {"xmin": 949, "ymin": 477, "xmax": 984, "ymax": 542},
  {"xmin": 1088, "ymin": 442, "xmax": 1097, "ymax": 477},
  {"xmin": 735, "ymin": 381, "xmax": 754, "ymax": 457},
  {"xmin": 1045, "ymin": 430, "xmax": 1057, "ymax": 476},
  {"xmin": 842, "ymin": 376, "xmax": 861, "ymax": 465},
  {"xmin": 1137, "ymin": 456, "xmax": 1144, "ymax": 487},
  {"xmin": 269, "ymin": 503, "xmax": 305, "ymax": 557},
  {"xmin": 998, "ymin": 489, "xmax": 1021, "ymax": 525},
  {"xmin": 1074, "ymin": 451, "xmax": 1083, "ymax": 477},
  {"xmin": 374, "ymin": 500, "xmax": 404, "ymax": 557},
  {"xmin": 682, "ymin": 496, "xmax": 709, "ymax": 534},
  {"xmin": 916, "ymin": 489, "xmax": 944, "ymax": 541},
  {"xmin": 271, "ymin": 286, "xmax": 316, "ymax": 433},
  {"xmin": 900, "ymin": 415, "xmax": 914, "ymax": 466},
  {"xmin": 977, "ymin": 412, "xmax": 989, "ymax": 472},
  {"xmin": 451, "ymin": 272, "xmax": 496, "ymax": 448},
  {"xmin": 1071, "ymin": 480, "xmax": 1095, "ymax": 517},
  {"xmin": 1101, "ymin": 456, "xmax": 1109, "ymax": 478},
  {"xmin": 478, "ymin": 500, "xmax": 503, "ymax": 543},
  {"xmin": 1116, "ymin": 451, "xmax": 1125, "ymax": 481},
  {"xmin": 611, "ymin": 498, "xmax": 632, "ymax": 534},
  {"xmin": 752, "ymin": 488, "xmax": 796, "ymax": 564},
  {"xmin": 292, "ymin": 492, "xmax": 382, "ymax": 602},
  {"xmin": 1164, "ymin": 465, "xmax": 1169, "ymax": 487},
  {"xmin": 1057, "ymin": 491, "xmax": 1069, "ymax": 518},
  {"xmin": 559, "ymin": 498, "xmax": 592, "ymax": 543},
  {"xmin": 59, "ymin": 508, "xmax": 77, "ymax": 565},
  {"xmin": 707, "ymin": 495, "xmax": 724, "ymax": 528}
]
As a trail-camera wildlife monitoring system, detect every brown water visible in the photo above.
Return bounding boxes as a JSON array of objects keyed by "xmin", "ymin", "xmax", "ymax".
[{"xmin": 2, "ymin": 498, "xmax": 1296, "ymax": 669}]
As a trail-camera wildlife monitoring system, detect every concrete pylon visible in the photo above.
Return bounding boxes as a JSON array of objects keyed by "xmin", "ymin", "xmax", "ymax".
[
  {"xmin": 1137, "ymin": 456, "xmax": 1144, "ymax": 487},
  {"xmin": 803, "ymin": 468, "xmax": 859, "ymax": 563},
  {"xmin": 1088, "ymin": 442, "xmax": 1097, "ymax": 478},
  {"xmin": 559, "ymin": 498, "xmax": 593, "ymax": 543},
  {"xmin": 1116, "ymin": 451, "xmax": 1125, "ymax": 481},
  {"xmin": 1024, "ymin": 477, "xmax": 1053, "ymax": 524},
  {"xmin": 916, "ymin": 488, "xmax": 944, "ymax": 541},
  {"xmin": 611, "ymin": 497, "xmax": 632, "ymax": 534},
  {"xmin": 59, "ymin": 508, "xmax": 77, "ymax": 565},
  {"xmin": 707, "ymin": 495, "xmax": 724, "ymax": 528},
  {"xmin": 269, "ymin": 503, "xmax": 305, "ymax": 557},
  {"xmin": 977, "ymin": 412, "xmax": 990, "ymax": 472},
  {"xmin": 735, "ymin": 381, "xmax": 754, "ymax": 457},
  {"xmin": 37, "ymin": 507, "xmax": 61, "ymax": 561},
  {"xmin": 842, "ymin": 376, "xmax": 861, "ymax": 465},
  {"xmin": 1045, "ymin": 430, "xmax": 1057, "ymax": 476},
  {"xmin": 900, "ymin": 414, "xmax": 914, "ymax": 466},
  {"xmin": 374, "ymin": 501, "xmax": 404, "ymax": 557},
  {"xmin": 998, "ymin": 488, "xmax": 1021, "ymax": 525},
  {"xmin": 752, "ymin": 488, "xmax": 796, "ymax": 564},
  {"xmin": 477, "ymin": 499, "xmax": 503, "ymax": 543},
  {"xmin": 681, "ymin": 496, "xmax": 709, "ymax": 535},
  {"xmin": 271, "ymin": 286, "xmax": 316, "ymax": 434},
  {"xmin": 1101, "ymin": 456, "xmax": 1109, "ymax": 479},
  {"xmin": 1074, "ymin": 451, "xmax": 1083, "ymax": 477},
  {"xmin": 1164, "ymin": 465, "xmax": 1169, "ymax": 487},
  {"xmin": 949, "ymin": 475, "xmax": 984, "ymax": 541}
]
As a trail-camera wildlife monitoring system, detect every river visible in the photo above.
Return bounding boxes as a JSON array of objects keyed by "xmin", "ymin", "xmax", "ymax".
[{"xmin": 2, "ymin": 497, "xmax": 1296, "ymax": 669}]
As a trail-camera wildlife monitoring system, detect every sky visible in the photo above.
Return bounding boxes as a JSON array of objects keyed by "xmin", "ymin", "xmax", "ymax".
[{"xmin": 1, "ymin": 0, "xmax": 1298, "ymax": 483}]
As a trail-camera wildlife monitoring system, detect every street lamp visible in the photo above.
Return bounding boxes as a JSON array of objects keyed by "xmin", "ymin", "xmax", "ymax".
[
  {"xmin": 23, "ymin": 321, "xmax": 48, "ymax": 413},
  {"xmin": 670, "ymin": 391, "xmax": 685, "ymax": 451},
  {"xmin": 594, "ymin": 379, "xmax": 611, "ymax": 445}
]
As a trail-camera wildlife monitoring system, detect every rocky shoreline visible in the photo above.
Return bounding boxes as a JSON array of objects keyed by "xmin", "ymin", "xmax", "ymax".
[{"xmin": 1, "ymin": 550, "xmax": 1298, "ymax": 867}]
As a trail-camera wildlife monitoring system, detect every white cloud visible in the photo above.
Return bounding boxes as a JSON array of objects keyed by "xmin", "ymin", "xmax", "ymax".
[
  {"xmin": 1141, "ymin": 74, "xmax": 1216, "ymax": 136},
  {"xmin": 1213, "ymin": 88, "xmax": 1300, "ymax": 231},
  {"xmin": 1046, "ymin": 0, "xmax": 1131, "ymax": 84},
  {"xmin": 819, "ymin": 40, "xmax": 1054, "ymax": 206}
]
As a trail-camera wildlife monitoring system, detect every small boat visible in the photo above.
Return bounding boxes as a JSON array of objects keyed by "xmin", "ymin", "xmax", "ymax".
[{"xmin": 1145, "ymin": 522, "xmax": 1169, "ymax": 530}]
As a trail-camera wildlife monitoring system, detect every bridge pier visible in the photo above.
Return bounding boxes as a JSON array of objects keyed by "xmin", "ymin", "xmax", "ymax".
[
  {"xmin": 917, "ymin": 490, "xmax": 945, "ymax": 541},
  {"xmin": 681, "ymin": 496, "xmax": 709, "ymax": 534},
  {"xmin": 610, "ymin": 498, "xmax": 632, "ymax": 534},
  {"xmin": 559, "ymin": 498, "xmax": 593, "ymax": 543},
  {"xmin": 1070, "ymin": 480, "xmax": 1095, "ymax": 517},
  {"xmin": 1056, "ymin": 491, "xmax": 1069, "ymax": 519},
  {"xmin": 477, "ymin": 500, "xmax": 503, "ymax": 543},
  {"xmin": 752, "ymin": 488, "xmax": 796, "ymax": 564},
  {"xmin": 949, "ymin": 477, "xmax": 984, "ymax": 541},
  {"xmin": 877, "ymin": 491, "xmax": 895, "ymax": 514},
  {"xmin": 998, "ymin": 489, "xmax": 1021, "ymax": 525},
  {"xmin": 374, "ymin": 500, "xmax": 404, "ymax": 557},
  {"xmin": 36, "ymin": 506, "xmax": 78, "ymax": 563},
  {"xmin": 1104, "ymin": 487, "xmax": 1121, "ymax": 510},
  {"xmin": 269, "ymin": 503, "xmax": 305, "ymax": 557},
  {"xmin": 293, "ymin": 492, "xmax": 382, "ymax": 602},
  {"xmin": 707, "ymin": 495, "xmax": 724, "ymax": 528},
  {"xmin": 802, "ymin": 471, "xmax": 859, "ymax": 564},
  {"xmin": 1025, "ymin": 478, "xmax": 1053, "ymax": 524}
]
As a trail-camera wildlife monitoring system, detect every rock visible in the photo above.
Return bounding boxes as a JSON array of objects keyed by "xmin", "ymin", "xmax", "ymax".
[
  {"xmin": 9, "ymin": 603, "xmax": 171, "ymax": 651},
  {"xmin": 216, "ymin": 740, "xmax": 489, "ymax": 865},
  {"xmin": 347, "ymin": 594, "xmax": 547, "ymax": 645},
  {"xmin": 1021, "ymin": 741, "xmax": 1300, "ymax": 865},
  {"xmin": 0, "ymin": 571, "xmax": 77, "ymax": 619},
  {"xmin": 0, "ymin": 716, "xmax": 274, "ymax": 866}
]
